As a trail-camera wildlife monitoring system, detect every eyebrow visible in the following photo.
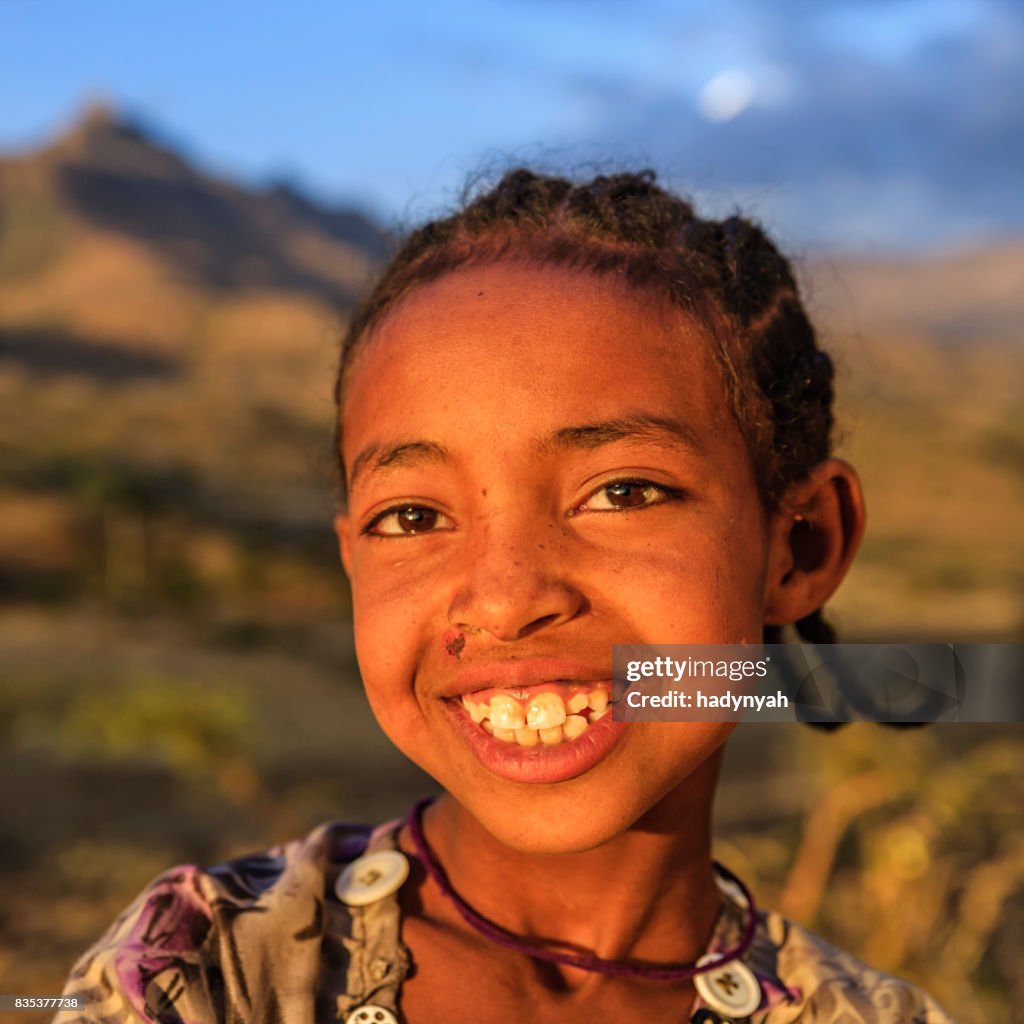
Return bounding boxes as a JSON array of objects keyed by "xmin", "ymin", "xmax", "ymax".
[
  {"xmin": 542, "ymin": 414, "xmax": 710, "ymax": 458},
  {"xmin": 349, "ymin": 440, "xmax": 450, "ymax": 491},
  {"xmin": 348, "ymin": 413, "xmax": 708, "ymax": 493}
]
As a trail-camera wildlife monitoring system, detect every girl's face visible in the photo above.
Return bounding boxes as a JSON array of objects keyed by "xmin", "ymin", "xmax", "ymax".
[{"xmin": 336, "ymin": 263, "xmax": 772, "ymax": 853}]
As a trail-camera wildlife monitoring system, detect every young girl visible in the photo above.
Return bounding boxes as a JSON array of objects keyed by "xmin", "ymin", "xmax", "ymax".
[{"xmin": 57, "ymin": 170, "xmax": 952, "ymax": 1023}]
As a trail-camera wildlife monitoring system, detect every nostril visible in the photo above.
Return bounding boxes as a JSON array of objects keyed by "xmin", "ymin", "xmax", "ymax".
[
  {"xmin": 514, "ymin": 614, "xmax": 562, "ymax": 640},
  {"xmin": 447, "ymin": 581, "xmax": 588, "ymax": 643}
]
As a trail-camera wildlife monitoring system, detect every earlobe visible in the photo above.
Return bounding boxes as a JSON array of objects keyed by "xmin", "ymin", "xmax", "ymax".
[
  {"xmin": 763, "ymin": 459, "xmax": 866, "ymax": 627},
  {"xmin": 333, "ymin": 513, "xmax": 353, "ymax": 576}
]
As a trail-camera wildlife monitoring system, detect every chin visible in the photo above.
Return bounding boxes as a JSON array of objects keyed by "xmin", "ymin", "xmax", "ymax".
[
  {"xmin": 472, "ymin": 802, "xmax": 635, "ymax": 855},
  {"xmin": 394, "ymin": 720, "xmax": 729, "ymax": 855}
]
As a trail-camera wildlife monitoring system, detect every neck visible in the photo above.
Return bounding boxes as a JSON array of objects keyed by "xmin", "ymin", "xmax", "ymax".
[{"xmin": 404, "ymin": 751, "xmax": 724, "ymax": 978}]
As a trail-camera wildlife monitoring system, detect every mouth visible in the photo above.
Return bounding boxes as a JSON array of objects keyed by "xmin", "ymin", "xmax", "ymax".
[
  {"xmin": 441, "ymin": 663, "xmax": 626, "ymax": 784},
  {"xmin": 460, "ymin": 683, "xmax": 611, "ymax": 747}
]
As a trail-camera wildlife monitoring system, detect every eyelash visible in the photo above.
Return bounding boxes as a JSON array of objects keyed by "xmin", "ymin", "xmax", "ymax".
[
  {"xmin": 361, "ymin": 505, "xmax": 451, "ymax": 538},
  {"xmin": 362, "ymin": 479, "xmax": 682, "ymax": 537},
  {"xmin": 568, "ymin": 478, "xmax": 683, "ymax": 517}
]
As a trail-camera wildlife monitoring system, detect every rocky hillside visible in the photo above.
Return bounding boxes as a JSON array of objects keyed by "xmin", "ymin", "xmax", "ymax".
[{"xmin": 0, "ymin": 102, "xmax": 386, "ymax": 311}]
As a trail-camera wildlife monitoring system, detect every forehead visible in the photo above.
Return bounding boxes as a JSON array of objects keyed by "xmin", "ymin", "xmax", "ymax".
[{"xmin": 341, "ymin": 262, "xmax": 738, "ymax": 465}]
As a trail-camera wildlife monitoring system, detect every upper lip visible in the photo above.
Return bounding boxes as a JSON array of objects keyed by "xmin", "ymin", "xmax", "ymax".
[{"xmin": 444, "ymin": 658, "xmax": 611, "ymax": 697}]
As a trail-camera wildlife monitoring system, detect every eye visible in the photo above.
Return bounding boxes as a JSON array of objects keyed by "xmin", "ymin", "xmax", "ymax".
[
  {"xmin": 364, "ymin": 505, "xmax": 452, "ymax": 537},
  {"xmin": 571, "ymin": 479, "xmax": 682, "ymax": 515}
]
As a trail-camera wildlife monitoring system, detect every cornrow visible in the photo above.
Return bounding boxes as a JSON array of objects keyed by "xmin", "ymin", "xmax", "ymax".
[{"xmin": 333, "ymin": 168, "xmax": 839, "ymax": 655}]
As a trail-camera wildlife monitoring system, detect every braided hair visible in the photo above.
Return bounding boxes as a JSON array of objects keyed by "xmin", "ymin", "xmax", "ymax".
[{"xmin": 334, "ymin": 168, "xmax": 838, "ymax": 648}]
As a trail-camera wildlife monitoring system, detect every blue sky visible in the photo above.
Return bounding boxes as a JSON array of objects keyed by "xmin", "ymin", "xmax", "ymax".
[{"xmin": 2, "ymin": 0, "xmax": 1022, "ymax": 250}]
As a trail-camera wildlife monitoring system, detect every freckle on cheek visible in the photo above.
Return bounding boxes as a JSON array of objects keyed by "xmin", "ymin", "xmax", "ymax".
[{"xmin": 443, "ymin": 630, "xmax": 466, "ymax": 659}]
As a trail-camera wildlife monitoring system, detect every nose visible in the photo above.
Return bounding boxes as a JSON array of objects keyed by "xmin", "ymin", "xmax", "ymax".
[{"xmin": 447, "ymin": 516, "xmax": 586, "ymax": 643}]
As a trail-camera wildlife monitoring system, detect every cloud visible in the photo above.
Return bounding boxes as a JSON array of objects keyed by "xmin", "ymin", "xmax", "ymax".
[{"xmin": 560, "ymin": 0, "xmax": 1024, "ymax": 246}]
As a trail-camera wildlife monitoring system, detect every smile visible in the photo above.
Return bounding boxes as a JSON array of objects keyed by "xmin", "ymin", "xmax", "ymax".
[{"xmin": 461, "ymin": 685, "xmax": 611, "ymax": 747}]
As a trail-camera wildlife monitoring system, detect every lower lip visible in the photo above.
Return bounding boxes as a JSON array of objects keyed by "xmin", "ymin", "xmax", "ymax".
[{"xmin": 442, "ymin": 696, "xmax": 627, "ymax": 784}]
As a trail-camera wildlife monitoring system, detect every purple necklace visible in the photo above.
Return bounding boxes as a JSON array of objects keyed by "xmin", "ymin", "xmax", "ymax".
[{"xmin": 404, "ymin": 796, "xmax": 758, "ymax": 981}]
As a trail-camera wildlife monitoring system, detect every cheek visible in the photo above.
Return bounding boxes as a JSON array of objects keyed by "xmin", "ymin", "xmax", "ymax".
[
  {"xmin": 589, "ymin": 518, "xmax": 768, "ymax": 641},
  {"xmin": 347, "ymin": 555, "xmax": 449, "ymax": 718},
  {"xmin": 349, "ymin": 545, "xmax": 439, "ymax": 635},
  {"xmin": 635, "ymin": 722, "xmax": 732, "ymax": 781},
  {"xmin": 349, "ymin": 573, "xmax": 407, "ymax": 665}
]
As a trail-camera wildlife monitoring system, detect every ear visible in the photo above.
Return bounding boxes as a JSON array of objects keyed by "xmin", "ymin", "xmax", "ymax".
[
  {"xmin": 333, "ymin": 512, "xmax": 353, "ymax": 577},
  {"xmin": 763, "ymin": 458, "xmax": 866, "ymax": 627}
]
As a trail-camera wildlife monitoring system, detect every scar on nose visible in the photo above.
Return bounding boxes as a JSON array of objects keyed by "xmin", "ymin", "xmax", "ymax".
[{"xmin": 444, "ymin": 631, "xmax": 466, "ymax": 659}]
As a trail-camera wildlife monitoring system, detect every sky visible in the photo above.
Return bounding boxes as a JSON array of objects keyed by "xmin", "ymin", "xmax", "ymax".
[{"xmin": 2, "ymin": 0, "xmax": 1023, "ymax": 251}]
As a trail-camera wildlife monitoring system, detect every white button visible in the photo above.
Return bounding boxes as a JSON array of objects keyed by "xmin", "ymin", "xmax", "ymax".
[
  {"xmin": 694, "ymin": 954, "xmax": 762, "ymax": 1018},
  {"xmin": 335, "ymin": 851, "xmax": 409, "ymax": 907},
  {"xmin": 347, "ymin": 1006, "xmax": 398, "ymax": 1024}
]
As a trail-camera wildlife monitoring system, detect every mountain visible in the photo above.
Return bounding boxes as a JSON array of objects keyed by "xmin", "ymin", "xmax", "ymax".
[
  {"xmin": 0, "ymin": 103, "xmax": 387, "ymax": 361},
  {"xmin": 803, "ymin": 242, "xmax": 1024, "ymax": 346},
  {"xmin": 0, "ymin": 104, "xmax": 393, "ymax": 601},
  {"xmin": 4, "ymin": 103, "xmax": 387, "ymax": 294}
]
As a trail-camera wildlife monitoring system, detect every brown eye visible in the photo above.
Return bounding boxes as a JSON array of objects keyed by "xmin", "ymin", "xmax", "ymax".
[
  {"xmin": 571, "ymin": 479, "xmax": 683, "ymax": 516},
  {"xmin": 367, "ymin": 505, "xmax": 449, "ymax": 537},
  {"xmin": 396, "ymin": 507, "xmax": 437, "ymax": 532},
  {"xmin": 603, "ymin": 482, "xmax": 649, "ymax": 508}
]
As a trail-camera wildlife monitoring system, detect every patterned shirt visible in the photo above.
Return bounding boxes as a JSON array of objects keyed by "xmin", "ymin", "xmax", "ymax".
[{"xmin": 56, "ymin": 815, "xmax": 954, "ymax": 1024}]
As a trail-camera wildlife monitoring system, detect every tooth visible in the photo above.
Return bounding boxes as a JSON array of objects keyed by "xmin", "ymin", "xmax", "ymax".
[
  {"xmin": 489, "ymin": 695, "xmax": 526, "ymax": 730},
  {"xmin": 515, "ymin": 727, "xmax": 539, "ymax": 747},
  {"xmin": 492, "ymin": 727, "xmax": 517, "ymax": 743},
  {"xmin": 567, "ymin": 692, "xmax": 589, "ymax": 714},
  {"xmin": 462, "ymin": 696, "xmax": 488, "ymax": 723},
  {"xmin": 526, "ymin": 693, "xmax": 567, "ymax": 731},
  {"xmin": 539, "ymin": 726, "xmax": 563, "ymax": 745},
  {"xmin": 590, "ymin": 707, "xmax": 609, "ymax": 722},
  {"xmin": 588, "ymin": 689, "xmax": 609, "ymax": 713},
  {"xmin": 481, "ymin": 720, "xmax": 494, "ymax": 734},
  {"xmin": 563, "ymin": 715, "xmax": 588, "ymax": 740}
]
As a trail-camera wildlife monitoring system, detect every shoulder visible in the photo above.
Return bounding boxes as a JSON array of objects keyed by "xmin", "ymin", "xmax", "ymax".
[
  {"xmin": 56, "ymin": 822, "xmax": 373, "ymax": 1024},
  {"xmin": 757, "ymin": 909, "xmax": 955, "ymax": 1024}
]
